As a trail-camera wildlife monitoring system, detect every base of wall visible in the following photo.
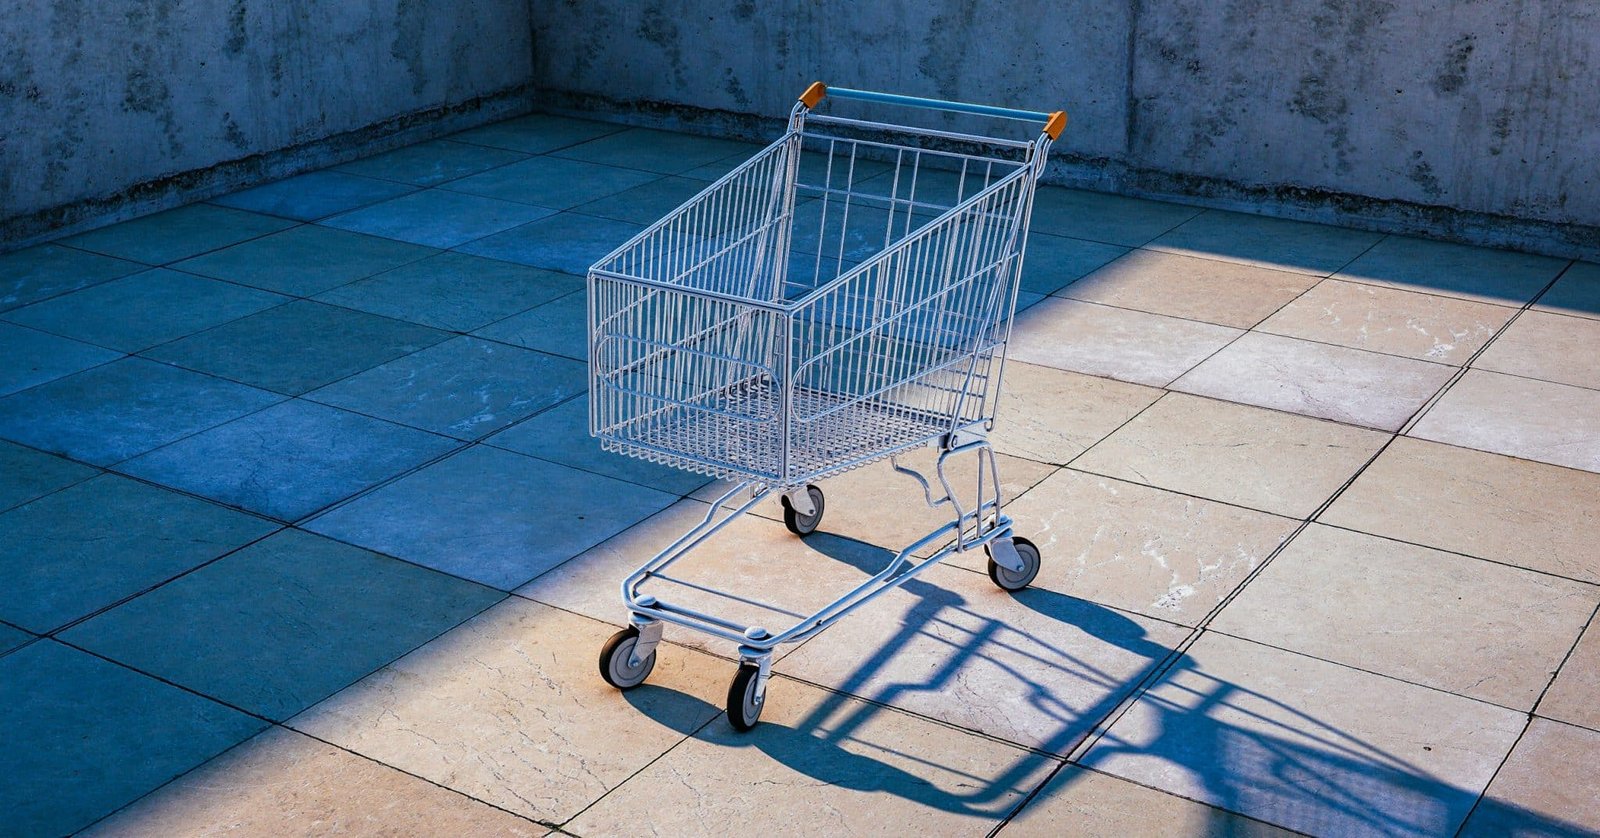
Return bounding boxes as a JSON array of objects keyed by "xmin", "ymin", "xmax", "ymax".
[
  {"xmin": 538, "ymin": 89, "xmax": 1600, "ymax": 263},
  {"xmin": 0, "ymin": 83, "xmax": 539, "ymax": 253}
]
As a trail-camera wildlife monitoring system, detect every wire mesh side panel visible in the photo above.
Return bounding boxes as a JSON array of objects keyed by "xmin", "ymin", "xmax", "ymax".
[{"xmin": 783, "ymin": 169, "xmax": 1034, "ymax": 483}]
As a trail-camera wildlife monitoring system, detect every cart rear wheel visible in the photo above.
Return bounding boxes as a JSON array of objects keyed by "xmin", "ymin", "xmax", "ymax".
[
  {"xmin": 987, "ymin": 537, "xmax": 1041, "ymax": 592},
  {"xmin": 780, "ymin": 484, "xmax": 825, "ymax": 536},
  {"xmin": 599, "ymin": 626, "xmax": 655, "ymax": 689},
  {"xmin": 726, "ymin": 663, "xmax": 765, "ymax": 731}
]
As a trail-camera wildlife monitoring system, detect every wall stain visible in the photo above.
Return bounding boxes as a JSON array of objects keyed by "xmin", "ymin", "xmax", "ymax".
[
  {"xmin": 1408, "ymin": 150, "xmax": 1443, "ymax": 198},
  {"xmin": 1432, "ymin": 34, "xmax": 1475, "ymax": 95},
  {"xmin": 392, "ymin": 0, "xmax": 429, "ymax": 97},
  {"xmin": 225, "ymin": 0, "xmax": 248, "ymax": 54}
]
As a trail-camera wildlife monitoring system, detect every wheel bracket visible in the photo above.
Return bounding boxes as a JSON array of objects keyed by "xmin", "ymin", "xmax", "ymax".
[
  {"xmin": 627, "ymin": 616, "xmax": 664, "ymax": 668},
  {"xmin": 989, "ymin": 537, "xmax": 1026, "ymax": 574},
  {"xmin": 782, "ymin": 487, "xmax": 816, "ymax": 518}
]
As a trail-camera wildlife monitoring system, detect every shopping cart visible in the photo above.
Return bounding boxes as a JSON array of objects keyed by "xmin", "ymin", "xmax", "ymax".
[{"xmin": 589, "ymin": 82, "xmax": 1066, "ymax": 730}]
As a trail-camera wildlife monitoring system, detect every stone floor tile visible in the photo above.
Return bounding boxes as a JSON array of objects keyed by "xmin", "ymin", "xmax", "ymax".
[
  {"xmin": 1458, "ymin": 719, "xmax": 1600, "ymax": 837},
  {"xmin": 570, "ymin": 673, "xmax": 1058, "ymax": 837},
  {"xmin": 305, "ymin": 445, "xmax": 676, "ymax": 589},
  {"xmin": 0, "ymin": 623, "xmax": 34, "ymax": 655},
  {"xmin": 1081, "ymin": 632, "xmax": 1526, "ymax": 838},
  {"xmin": 305, "ymin": 335, "xmax": 584, "ymax": 440},
  {"xmin": 0, "ymin": 243, "xmax": 144, "ymax": 312},
  {"xmin": 1072, "ymin": 393, "xmax": 1388, "ymax": 518},
  {"xmin": 1322, "ymin": 436, "xmax": 1600, "ymax": 583},
  {"xmin": 1149, "ymin": 210, "xmax": 1383, "ymax": 276},
  {"xmin": 0, "ymin": 474, "xmax": 276, "ymax": 633},
  {"xmin": 79, "ymin": 726, "xmax": 546, "ymax": 837},
  {"xmin": 63, "ymin": 204, "xmax": 297, "ymax": 265},
  {"xmin": 0, "ymin": 439, "xmax": 96, "ymax": 514},
  {"xmin": 574, "ymin": 175, "xmax": 712, "ymax": 225},
  {"xmin": 1, "ymin": 641, "xmax": 266, "ymax": 838},
  {"xmin": 473, "ymin": 289, "xmax": 585, "ymax": 359},
  {"xmin": 0, "ymin": 357, "xmax": 283, "ymax": 465},
  {"xmin": 1171, "ymin": 332, "xmax": 1454, "ymax": 430},
  {"xmin": 1000, "ymin": 765, "xmax": 1295, "ymax": 837},
  {"xmin": 1411, "ymin": 369, "xmax": 1600, "ymax": 472},
  {"xmin": 1257, "ymin": 278, "xmax": 1515, "ymax": 364},
  {"xmin": 445, "ymin": 155, "xmax": 660, "ymax": 209},
  {"xmin": 789, "ymin": 149, "xmax": 895, "ymax": 190},
  {"xmin": 1336, "ymin": 235, "xmax": 1568, "ymax": 305},
  {"xmin": 144, "ymin": 299, "xmax": 448, "ymax": 395},
  {"xmin": 1009, "ymin": 297, "xmax": 1242, "ymax": 387},
  {"xmin": 1027, "ymin": 187, "xmax": 1203, "ymax": 247},
  {"xmin": 3, "ymin": 267, "xmax": 287, "ymax": 352},
  {"xmin": 211, "ymin": 169, "xmax": 416, "ymax": 221},
  {"xmin": 450, "ymin": 112, "xmax": 627, "ymax": 154},
  {"xmin": 553, "ymin": 127, "xmax": 762, "ymax": 175},
  {"xmin": 64, "ymin": 529, "xmax": 501, "ymax": 720},
  {"xmin": 0, "ymin": 321, "xmax": 120, "ymax": 397},
  {"xmin": 322, "ymin": 189, "xmax": 556, "ymax": 249},
  {"xmin": 456, "ymin": 212, "xmax": 643, "ymax": 276},
  {"xmin": 1059, "ymin": 249, "xmax": 1319, "ymax": 329},
  {"xmin": 1537, "ymin": 615, "xmax": 1600, "ymax": 731},
  {"xmin": 1019, "ymin": 232, "xmax": 1130, "ymax": 295},
  {"xmin": 1474, "ymin": 310, "xmax": 1600, "ymax": 390},
  {"xmin": 334, "ymin": 138, "xmax": 528, "ymax": 186},
  {"xmin": 315, "ymin": 251, "xmax": 581, "ymax": 332},
  {"xmin": 954, "ymin": 469, "xmax": 1297, "ymax": 625},
  {"xmin": 289, "ymin": 598, "xmax": 726, "ymax": 824},
  {"xmin": 488, "ymin": 397, "xmax": 710, "ymax": 496},
  {"xmin": 1214, "ymin": 524, "xmax": 1598, "ymax": 709},
  {"xmin": 786, "ymin": 199, "xmax": 932, "ymax": 262},
  {"xmin": 776, "ymin": 562, "xmax": 1189, "ymax": 752},
  {"xmin": 173, "ymin": 224, "xmax": 438, "ymax": 297},
  {"xmin": 118, "ymin": 399, "xmax": 458, "ymax": 521},
  {"xmin": 1534, "ymin": 260, "xmax": 1600, "ymax": 321},
  {"xmin": 990, "ymin": 361, "xmax": 1163, "ymax": 465}
]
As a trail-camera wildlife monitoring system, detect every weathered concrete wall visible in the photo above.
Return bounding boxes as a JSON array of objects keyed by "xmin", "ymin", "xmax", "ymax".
[
  {"xmin": 1, "ymin": 0, "xmax": 535, "ymax": 246},
  {"xmin": 529, "ymin": 0, "xmax": 1600, "ymax": 257}
]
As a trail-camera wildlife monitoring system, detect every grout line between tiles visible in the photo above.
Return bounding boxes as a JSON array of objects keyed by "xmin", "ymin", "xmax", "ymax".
[{"xmin": 1449, "ymin": 716, "xmax": 1534, "ymax": 838}]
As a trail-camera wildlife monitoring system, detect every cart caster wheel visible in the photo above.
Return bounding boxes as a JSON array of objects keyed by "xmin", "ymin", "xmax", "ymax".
[
  {"xmin": 726, "ymin": 663, "xmax": 765, "ymax": 731},
  {"xmin": 599, "ymin": 626, "xmax": 656, "ymax": 689},
  {"xmin": 781, "ymin": 484, "xmax": 825, "ymax": 537},
  {"xmin": 987, "ymin": 536, "xmax": 1041, "ymax": 592}
]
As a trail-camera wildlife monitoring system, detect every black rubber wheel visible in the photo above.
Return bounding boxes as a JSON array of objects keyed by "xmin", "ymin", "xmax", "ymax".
[
  {"xmin": 986, "ymin": 536, "xmax": 1042, "ymax": 592},
  {"xmin": 780, "ymin": 484, "xmax": 825, "ymax": 536},
  {"xmin": 726, "ymin": 663, "xmax": 765, "ymax": 731},
  {"xmin": 599, "ymin": 626, "xmax": 656, "ymax": 689}
]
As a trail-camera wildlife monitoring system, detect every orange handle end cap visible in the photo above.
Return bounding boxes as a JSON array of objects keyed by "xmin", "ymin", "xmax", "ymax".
[
  {"xmin": 800, "ymin": 82, "xmax": 827, "ymax": 109},
  {"xmin": 1044, "ymin": 111, "xmax": 1068, "ymax": 140}
]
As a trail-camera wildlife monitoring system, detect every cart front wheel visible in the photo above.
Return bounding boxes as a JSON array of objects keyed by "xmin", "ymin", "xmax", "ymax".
[
  {"xmin": 726, "ymin": 663, "xmax": 765, "ymax": 731},
  {"xmin": 987, "ymin": 537, "xmax": 1042, "ymax": 592},
  {"xmin": 781, "ymin": 485, "xmax": 826, "ymax": 536},
  {"xmin": 599, "ymin": 626, "xmax": 656, "ymax": 689}
]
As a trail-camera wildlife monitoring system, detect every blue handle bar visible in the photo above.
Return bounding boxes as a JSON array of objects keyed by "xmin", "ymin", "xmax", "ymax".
[{"xmin": 823, "ymin": 86, "xmax": 1053, "ymax": 123}]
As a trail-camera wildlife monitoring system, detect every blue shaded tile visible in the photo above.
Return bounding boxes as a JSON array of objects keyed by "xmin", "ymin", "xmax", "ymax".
[
  {"xmin": 3, "ymin": 268, "xmax": 287, "ymax": 352},
  {"xmin": 0, "ymin": 322, "xmax": 121, "ymax": 397},
  {"xmin": 450, "ymin": 113, "xmax": 627, "ymax": 154},
  {"xmin": 0, "ymin": 244, "xmax": 144, "ymax": 312},
  {"xmin": 0, "ymin": 641, "xmax": 266, "ymax": 836},
  {"xmin": 0, "ymin": 623, "xmax": 32, "ymax": 655},
  {"xmin": 144, "ymin": 300, "xmax": 448, "ymax": 395},
  {"xmin": 63, "ymin": 204, "xmax": 298, "ymax": 265},
  {"xmin": 64, "ymin": 529, "xmax": 501, "ymax": 720},
  {"xmin": 173, "ymin": 225, "xmax": 439, "ymax": 297},
  {"xmin": 787, "ymin": 199, "xmax": 932, "ymax": 262},
  {"xmin": 1028, "ymin": 187, "xmax": 1203, "ymax": 247},
  {"xmin": 306, "ymin": 445, "xmax": 676, "ymax": 589},
  {"xmin": 575, "ymin": 176, "xmax": 711, "ymax": 225},
  {"xmin": 0, "ymin": 474, "xmax": 276, "ymax": 632},
  {"xmin": 119, "ymin": 400, "xmax": 458, "ymax": 521},
  {"xmin": 335, "ymin": 139, "xmax": 528, "ymax": 186},
  {"xmin": 473, "ymin": 290, "xmax": 585, "ymax": 360},
  {"xmin": 1022, "ymin": 232, "xmax": 1130, "ymax": 295},
  {"xmin": 0, "ymin": 357, "xmax": 283, "ymax": 465},
  {"xmin": 457, "ymin": 212, "xmax": 643, "ymax": 276},
  {"xmin": 489, "ymin": 397, "xmax": 709, "ymax": 495},
  {"xmin": 554, "ymin": 128, "xmax": 762, "ymax": 175},
  {"xmin": 446, "ymin": 156, "xmax": 660, "ymax": 209},
  {"xmin": 315, "ymin": 251, "xmax": 581, "ymax": 332},
  {"xmin": 211, "ymin": 170, "xmax": 417, "ymax": 221},
  {"xmin": 321, "ymin": 189, "xmax": 557, "ymax": 249},
  {"xmin": 306, "ymin": 336, "xmax": 586, "ymax": 440},
  {"xmin": 0, "ymin": 440, "xmax": 96, "ymax": 513}
]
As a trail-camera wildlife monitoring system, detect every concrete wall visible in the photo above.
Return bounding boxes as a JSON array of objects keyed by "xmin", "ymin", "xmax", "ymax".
[
  {"xmin": 529, "ymin": 0, "xmax": 1600, "ymax": 258},
  {"xmin": 1, "ymin": 0, "xmax": 535, "ymax": 246}
]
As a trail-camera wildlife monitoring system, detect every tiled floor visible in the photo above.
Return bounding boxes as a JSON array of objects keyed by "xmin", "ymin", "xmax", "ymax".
[{"xmin": 2, "ymin": 112, "xmax": 1598, "ymax": 837}]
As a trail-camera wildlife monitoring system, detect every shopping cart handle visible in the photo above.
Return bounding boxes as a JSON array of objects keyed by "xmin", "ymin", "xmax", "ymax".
[{"xmin": 798, "ymin": 82, "xmax": 1067, "ymax": 140}]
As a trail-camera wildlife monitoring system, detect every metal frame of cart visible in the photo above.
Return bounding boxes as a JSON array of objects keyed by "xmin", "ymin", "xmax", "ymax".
[{"xmin": 588, "ymin": 82, "xmax": 1067, "ymax": 730}]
